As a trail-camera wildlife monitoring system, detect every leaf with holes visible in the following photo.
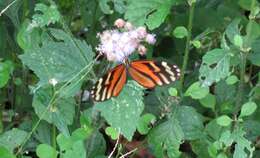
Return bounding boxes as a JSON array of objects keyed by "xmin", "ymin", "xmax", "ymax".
[
  {"xmin": 199, "ymin": 49, "xmax": 231, "ymax": 86},
  {"xmin": 125, "ymin": 0, "xmax": 183, "ymax": 29}
]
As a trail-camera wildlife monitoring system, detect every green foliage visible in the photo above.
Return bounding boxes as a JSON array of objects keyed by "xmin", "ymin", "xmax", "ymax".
[
  {"xmin": 0, "ymin": 60, "xmax": 13, "ymax": 88},
  {"xmin": 36, "ymin": 144, "xmax": 58, "ymax": 158},
  {"xmin": 125, "ymin": 0, "xmax": 183, "ymax": 29},
  {"xmin": 185, "ymin": 81, "xmax": 209, "ymax": 99},
  {"xmin": 1, "ymin": 0, "xmax": 260, "ymax": 157},
  {"xmin": 0, "ymin": 146, "xmax": 16, "ymax": 158},
  {"xmin": 148, "ymin": 117, "xmax": 184, "ymax": 158},
  {"xmin": 32, "ymin": 3, "xmax": 61, "ymax": 27},
  {"xmin": 0, "ymin": 128, "xmax": 27, "ymax": 152},
  {"xmin": 94, "ymin": 81, "xmax": 144, "ymax": 140},
  {"xmin": 173, "ymin": 26, "xmax": 188, "ymax": 39}
]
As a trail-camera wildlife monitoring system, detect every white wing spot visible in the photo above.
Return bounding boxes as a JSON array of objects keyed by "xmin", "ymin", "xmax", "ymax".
[{"xmin": 170, "ymin": 76, "xmax": 176, "ymax": 81}]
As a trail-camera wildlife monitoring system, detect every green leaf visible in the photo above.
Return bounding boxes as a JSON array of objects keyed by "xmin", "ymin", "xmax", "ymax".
[
  {"xmin": 36, "ymin": 144, "xmax": 57, "ymax": 158},
  {"xmin": 216, "ymin": 115, "xmax": 233, "ymax": 126},
  {"xmin": 0, "ymin": 146, "xmax": 16, "ymax": 158},
  {"xmin": 168, "ymin": 87, "xmax": 178, "ymax": 96},
  {"xmin": 205, "ymin": 119, "xmax": 224, "ymax": 140},
  {"xmin": 0, "ymin": 60, "xmax": 13, "ymax": 88},
  {"xmin": 137, "ymin": 113, "xmax": 156, "ymax": 135},
  {"xmin": 148, "ymin": 118, "xmax": 184, "ymax": 158},
  {"xmin": 200, "ymin": 49, "xmax": 231, "ymax": 86},
  {"xmin": 176, "ymin": 106, "xmax": 204, "ymax": 140},
  {"xmin": 17, "ymin": 20, "xmax": 41, "ymax": 51},
  {"xmin": 225, "ymin": 75, "xmax": 239, "ymax": 85},
  {"xmin": 99, "ymin": 0, "xmax": 113, "ymax": 14},
  {"xmin": 199, "ymin": 93, "xmax": 216, "ymax": 110},
  {"xmin": 62, "ymin": 141, "xmax": 86, "ymax": 158},
  {"xmin": 71, "ymin": 127, "xmax": 93, "ymax": 142},
  {"xmin": 33, "ymin": 86, "xmax": 75, "ymax": 136},
  {"xmin": 191, "ymin": 40, "xmax": 201, "ymax": 48},
  {"xmin": 248, "ymin": 39, "xmax": 260, "ymax": 66},
  {"xmin": 173, "ymin": 26, "xmax": 188, "ymax": 39},
  {"xmin": 239, "ymin": 101, "xmax": 257, "ymax": 118},
  {"xmin": 234, "ymin": 34, "xmax": 243, "ymax": 48},
  {"xmin": 57, "ymin": 134, "xmax": 73, "ymax": 151},
  {"xmin": 225, "ymin": 19, "xmax": 241, "ymax": 45},
  {"xmin": 238, "ymin": 0, "xmax": 259, "ymax": 11},
  {"xmin": 19, "ymin": 28, "xmax": 94, "ymax": 88},
  {"xmin": 185, "ymin": 82, "xmax": 209, "ymax": 99},
  {"xmin": 32, "ymin": 3, "xmax": 61, "ymax": 27},
  {"xmin": 125, "ymin": 0, "xmax": 183, "ymax": 29},
  {"xmin": 94, "ymin": 81, "xmax": 144, "ymax": 141},
  {"xmin": 0, "ymin": 0, "xmax": 22, "ymax": 28},
  {"xmin": 86, "ymin": 131, "xmax": 106, "ymax": 158},
  {"xmin": 0, "ymin": 128, "xmax": 27, "ymax": 152},
  {"xmin": 105, "ymin": 127, "xmax": 119, "ymax": 140}
]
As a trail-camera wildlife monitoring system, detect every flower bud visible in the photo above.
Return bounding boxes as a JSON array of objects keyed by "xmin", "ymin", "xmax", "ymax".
[
  {"xmin": 138, "ymin": 45, "xmax": 147, "ymax": 55},
  {"xmin": 125, "ymin": 22, "xmax": 134, "ymax": 30},
  {"xmin": 114, "ymin": 18, "xmax": 125, "ymax": 28}
]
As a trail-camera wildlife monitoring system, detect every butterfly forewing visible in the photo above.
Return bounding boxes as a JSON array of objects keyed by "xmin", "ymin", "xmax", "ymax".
[
  {"xmin": 128, "ymin": 60, "xmax": 181, "ymax": 88},
  {"xmin": 91, "ymin": 64, "xmax": 127, "ymax": 101}
]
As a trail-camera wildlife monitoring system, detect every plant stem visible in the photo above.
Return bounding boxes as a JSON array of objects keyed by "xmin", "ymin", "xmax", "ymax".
[
  {"xmin": 179, "ymin": 2, "xmax": 195, "ymax": 93},
  {"xmin": 235, "ymin": 52, "xmax": 247, "ymax": 114},
  {"xmin": 51, "ymin": 124, "xmax": 57, "ymax": 149},
  {"xmin": 234, "ymin": 0, "xmax": 256, "ymax": 115}
]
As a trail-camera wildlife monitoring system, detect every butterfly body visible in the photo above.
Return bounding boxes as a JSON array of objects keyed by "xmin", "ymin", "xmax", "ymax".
[{"xmin": 91, "ymin": 60, "xmax": 181, "ymax": 101}]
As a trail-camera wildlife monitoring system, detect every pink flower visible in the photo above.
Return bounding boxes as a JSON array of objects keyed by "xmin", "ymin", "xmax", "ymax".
[
  {"xmin": 114, "ymin": 18, "xmax": 125, "ymax": 28},
  {"xmin": 96, "ymin": 20, "xmax": 157, "ymax": 62},
  {"xmin": 146, "ymin": 34, "xmax": 156, "ymax": 44}
]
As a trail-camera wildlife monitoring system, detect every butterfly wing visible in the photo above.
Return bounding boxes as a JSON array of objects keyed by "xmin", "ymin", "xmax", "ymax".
[
  {"xmin": 91, "ymin": 64, "xmax": 127, "ymax": 101},
  {"xmin": 128, "ymin": 60, "xmax": 181, "ymax": 89}
]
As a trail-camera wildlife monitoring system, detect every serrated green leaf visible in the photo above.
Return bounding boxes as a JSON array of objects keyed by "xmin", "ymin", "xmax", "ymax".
[
  {"xmin": 239, "ymin": 101, "xmax": 257, "ymax": 118},
  {"xmin": 173, "ymin": 26, "xmax": 188, "ymax": 39},
  {"xmin": 200, "ymin": 49, "xmax": 231, "ymax": 86},
  {"xmin": 94, "ymin": 81, "xmax": 144, "ymax": 140},
  {"xmin": 148, "ymin": 118, "xmax": 184, "ymax": 158},
  {"xmin": 19, "ymin": 28, "xmax": 94, "ymax": 88},
  {"xmin": 137, "ymin": 113, "xmax": 156, "ymax": 135},
  {"xmin": 176, "ymin": 106, "xmax": 204, "ymax": 140},
  {"xmin": 36, "ymin": 144, "xmax": 57, "ymax": 158},
  {"xmin": 199, "ymin": 93, "xmax": 216, "ymax": 110},
  {"xmin": 125, "ymin": 0, "xmax": 183, "ymax": 29},
  {"xmin": 0, "ymin": 146, "xmax": 16, "ymax": 158},
  {"xmin": 216, "ymin": 115, "xmax": 232, "ymax": 126},
  {"xmin": 32, "ymin": 3, "xmax": 61, "ymax": 27},
  {"xmin": 185, "ymin": 82, "xmax": 209, "ymax": 99},
  {"xmin": 105, "ymin": 127, "xmax": 119, "ymax": 140},
  {"xmin": 0, "ymin": 128, "xmax": 27, "ymax": 152},
  {"xmin": 33, "ymin": 86, "xmax": 75, "ymax": 136}
]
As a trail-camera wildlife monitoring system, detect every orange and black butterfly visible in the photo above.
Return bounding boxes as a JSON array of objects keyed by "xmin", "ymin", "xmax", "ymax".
[{"xmin": 91, "ymin": 60, "xmax": 181, "ymax": 101}]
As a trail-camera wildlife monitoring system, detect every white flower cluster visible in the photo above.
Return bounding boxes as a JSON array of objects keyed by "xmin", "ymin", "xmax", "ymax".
[{"xmin": 96, "ymin": 19, "xmax": 156, "ymax": 62}]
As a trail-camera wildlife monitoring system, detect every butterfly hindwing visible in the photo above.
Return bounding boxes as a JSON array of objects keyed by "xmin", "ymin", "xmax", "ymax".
[
  {"xmin": 91, "ymin": 64, "xmax": 127, "ymax": 101},
  {"xmin": 128, "ymin": 60, "xmax": 181, "ymax": 89}
]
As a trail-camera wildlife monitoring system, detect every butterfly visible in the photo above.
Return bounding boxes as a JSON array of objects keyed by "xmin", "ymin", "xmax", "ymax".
[{"xmin": 90, "ymin": 60, "xmax": 181, "ymax": 101}]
